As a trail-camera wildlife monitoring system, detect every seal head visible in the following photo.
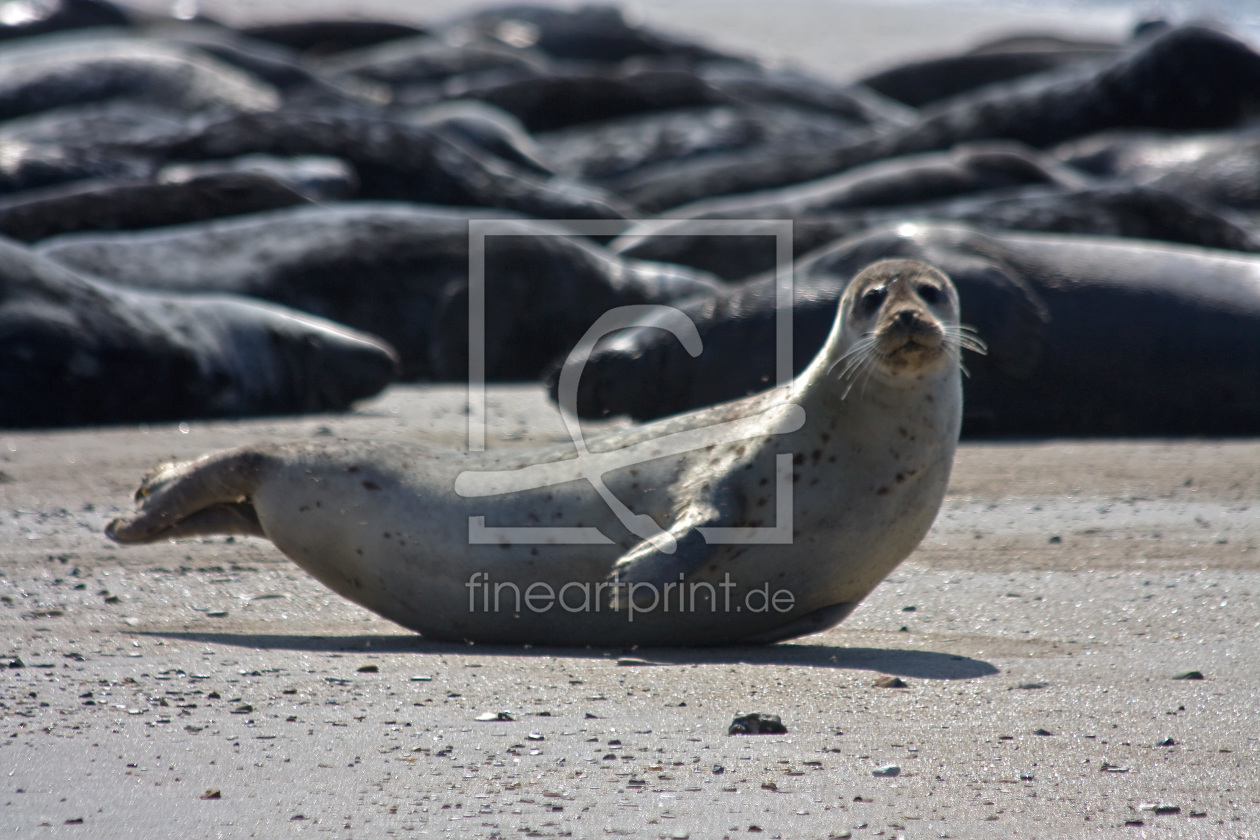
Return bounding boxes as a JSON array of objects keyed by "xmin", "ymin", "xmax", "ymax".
[{"xmin": 832, "ymin": 258, "xmax": 974, "ymax": 386}]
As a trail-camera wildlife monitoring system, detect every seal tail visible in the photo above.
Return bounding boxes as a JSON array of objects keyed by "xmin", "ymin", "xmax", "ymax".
[{"xmin": 105, "ymin": 448, "xmax": 268, "ymax": 544}]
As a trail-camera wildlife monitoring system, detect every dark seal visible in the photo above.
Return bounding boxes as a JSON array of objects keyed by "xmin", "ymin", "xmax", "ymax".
[
  {"xmin": 0, "ymin": 237, "xmax": 397, "ymax": 428},
  {"xmin": 560, "ymin": 221, "xmax": 1260, "ymax": 437},
  {"xmin": 37, "ymin": 204, "xmax": 719, "ymax": 380}
]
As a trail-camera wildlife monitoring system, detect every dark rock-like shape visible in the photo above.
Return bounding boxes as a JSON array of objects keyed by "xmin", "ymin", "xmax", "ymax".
[
  {"xmin": 434, "ymin": 4, "xmax": 741, "ymax": 65},
  {"xmin": 393, "ymin": 58, "xmax": 906, "ymax": 133},
  {"xmin": 861, "ymin": 33, "xmax": 1116, "ymax": 107},
  {"xmin": 619, "ymin": 25, "xmax": 1260, "ymax": 209},
  {"xmin": 0, "ymin": 0, "xmax": 131, "ymax": 43},
  {"xmin": 0, "ymin": 35, "xmax": 280, "ymax": 121},
  {"xmin": 317, "ymin": 35, "xmax": 547, "ymax": 86},
  {"xmin": 557, "ymin": 222, "xmax": 1260, "ymax": 437},
  {"xmin": 161, "ymin": 108, "xmax": 632, "ymax": 218},
  {"xmin": 239, "ymin": 19, "xmax": 427, "ymax": 56},
  {"xmin": 1054, "ymin": 127, "xmax": 1260, "ymax": 210},
  {"xmin": 614, "ymin": 184, "xmax": 1260, "ymax": 280},
  {"xmin": 537, "ymin": 104, "xmax": 871, "ymax": 186},
  {"xmin": 37, "ymin": 204, "xmax": 720, "ymax": 380},
  {"xmin": 0, "ymin": 155, "xmax": 356, "ymax": 242},
  {"xmin": 728, "ymin": 713, "xmax": 788, "ymax": 735},
  {"xmin": 0, "ymin": 237, "xmax": 397, "ymax": 428}
]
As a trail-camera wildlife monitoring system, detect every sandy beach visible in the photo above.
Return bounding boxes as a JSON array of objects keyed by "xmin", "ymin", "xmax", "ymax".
[
  {"xmin": 4, "ymin": 384, "xmax": 1259, "ymax": 838},
  {"xmin": 3, "ymin": 1, "xmax": 1260, "ymax": 837}
]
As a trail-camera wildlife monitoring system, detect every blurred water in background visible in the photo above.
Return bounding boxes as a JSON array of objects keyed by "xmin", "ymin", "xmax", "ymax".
[{"xmin": 118, "ymin": 0, "xmax": 1260, "ymax": 80}]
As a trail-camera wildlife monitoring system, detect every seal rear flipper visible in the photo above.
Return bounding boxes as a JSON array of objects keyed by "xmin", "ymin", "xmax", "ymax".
[
  {"xmin": 105, "ymin": 448, "xmax": 267, "ymax": 544},
  {"xmin": 134, "ymin": 502, "xmax": 265, "ymax": 541}
]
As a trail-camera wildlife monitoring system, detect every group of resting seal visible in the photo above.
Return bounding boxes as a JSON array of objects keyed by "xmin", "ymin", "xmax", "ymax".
[{"xmin": 0, "ymin": 6, "xmax": 1259, "ymax": 433}]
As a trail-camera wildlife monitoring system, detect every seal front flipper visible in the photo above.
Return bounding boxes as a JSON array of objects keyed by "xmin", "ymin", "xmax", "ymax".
[
  {"xmin": 609, "ymin": 522, "xmax": 715, "ymax": 591},
  {"xmin": 606, "ymin": 491, "xmax": 734, "ymax": 606},
  {"xmin": 105, "ymin": 448, "xmax": 268, "ymax": 543}
]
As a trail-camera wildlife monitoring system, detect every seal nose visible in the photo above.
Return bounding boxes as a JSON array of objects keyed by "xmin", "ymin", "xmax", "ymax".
[{"xmin": 894, "ymin": 308, "xmax": 919, "ymax": 328}]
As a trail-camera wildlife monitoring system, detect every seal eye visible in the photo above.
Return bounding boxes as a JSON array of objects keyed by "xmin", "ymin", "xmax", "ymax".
[
  {"xmin": 860, "ymin": 286, "xmax": 887, "ymax": 314},
  {"xmin": 916, "ymin": 284, "xmax": 942, "ymax": 304}
]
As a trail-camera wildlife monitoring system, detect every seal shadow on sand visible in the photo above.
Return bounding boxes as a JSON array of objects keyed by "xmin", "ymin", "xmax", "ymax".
[{"xmin": 134, "ymin": 631, "xmax": 998, "ymax": 680}]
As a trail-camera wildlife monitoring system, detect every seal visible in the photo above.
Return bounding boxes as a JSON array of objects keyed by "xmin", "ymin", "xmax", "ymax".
[
  {"xmin": 106, "ymin": 259, "xmax": 967, "ymax": 647},
  {"xmin": 162, "ymin": 108, "xmax": 632, "ymax": 220},
  {"xmin": 240, "ymin": 19, "xmax": 425, "ymax": 56},
  {"xmin": 537, "ymin": 103, "xmax": 875, "ymax": 188},
  {"xmin": 393, "ymin": 57, "xmax": 908, "ymax": 135},
  {"xmin": 564, "ymin": 221, "xmax": 1260, "ymax": 437},
  {"xmin": 0, "ymin": 155, "xmax": 355, "ymax": 242},
  {"xmin": 0, "ymin": 36, "xmax": 280, "ymax": 121},
  {"xmin": 615, "ymin": 24, "xmax": 1260, "ymax": 210},
  {"xmin": 651, "ymin": 142, "xmax": 1094, "ymax": 221},
  {"xmin": 316, "ymin": 34, "xmax": 548, "ymax": 88},
  {"xmin": 37, "ymin": 204, "xmax": 720, "ymax": 380},
  {"xmin": 0, "ymin": 101, "xmax": 189, "ymax": 194},
  {"xmin": 614, "ymin": 183, "xmax": 1260, "ymax": 281},
  {"xmin": 0, "ymin": 0, "xmax": 131, "ymax": 43},
  {"xmin": 433, "ymin": 3, "xmax": 741, "ymax": 65},
  {"xmin": 0, "ymin": 237, "xmax": 398, "ymax": 428},
  {"xmin": 140, "ymin": 21, "xmax": 390, "ymax": 108},
  {"xmin": 1053, "ymin": 126, "xmax": 1260, "ymax": 211},
  {"xmin": 859, "ymin": 31, "xmax": 1118, "ymax": 108}
]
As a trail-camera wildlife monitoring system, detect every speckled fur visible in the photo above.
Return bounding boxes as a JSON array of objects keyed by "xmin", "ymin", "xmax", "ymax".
[{"xmin": 107, "ymin": 259, "xmax": 963, "ymax": 646}]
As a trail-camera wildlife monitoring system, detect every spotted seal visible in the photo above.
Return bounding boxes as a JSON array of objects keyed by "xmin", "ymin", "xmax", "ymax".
[{"xmin": 106, "ymin": 259, "xmax": 968, "ymax": 646}]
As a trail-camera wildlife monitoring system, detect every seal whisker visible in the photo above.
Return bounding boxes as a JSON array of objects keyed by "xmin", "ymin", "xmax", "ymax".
[
  {"xmin": 856, "ymin": 345, "xmax": 889, "ymax": 397},
  {"xmin": 828, "ymin": 334, "xmax": 877, "ymax": 378},
  {"xmin": 942, "ymin": 324, "xmax": 988, "ymax": 356},
  {"xmin": 833, "ymin": 335, "xmax": 878, "ymax": 399},
  {"xmin": 839, "ymin": 346, "xmax": 877, "ymax": 384},
  {"xmin": 940, "ymin": 337, "xmax": 975, "ymax": 378}
]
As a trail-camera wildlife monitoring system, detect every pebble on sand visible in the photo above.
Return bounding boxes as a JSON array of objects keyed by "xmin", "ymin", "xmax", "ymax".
[{"xmin": 728, "ymin": 713, "xmax": 788, "ymax": 735}]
